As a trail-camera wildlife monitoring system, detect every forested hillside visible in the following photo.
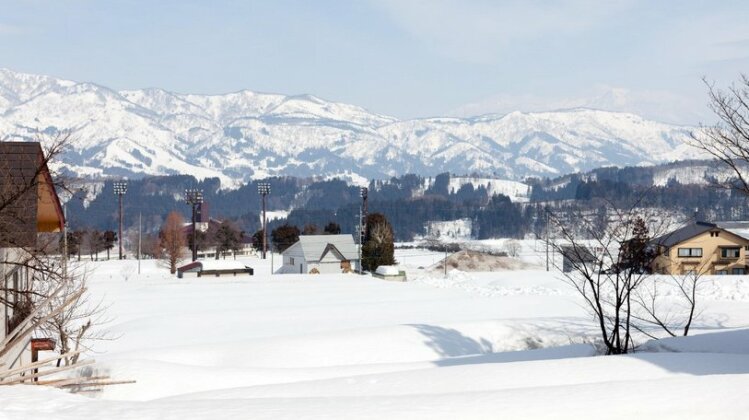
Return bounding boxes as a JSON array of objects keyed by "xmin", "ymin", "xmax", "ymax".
[{"xmin": 66, "ymin": 160, "xmax": 749, "ymax": 241}]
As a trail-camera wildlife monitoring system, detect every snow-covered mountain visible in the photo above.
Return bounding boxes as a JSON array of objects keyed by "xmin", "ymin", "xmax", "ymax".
[{"xmin": 0, "ymin": 69, "xmax": 702, "ymax": 187}]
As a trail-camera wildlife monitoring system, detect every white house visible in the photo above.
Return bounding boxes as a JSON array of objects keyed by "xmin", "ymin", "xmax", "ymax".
[{"xmin": 279, "ymin": 234, "xmax": 360, "ymax": 274}]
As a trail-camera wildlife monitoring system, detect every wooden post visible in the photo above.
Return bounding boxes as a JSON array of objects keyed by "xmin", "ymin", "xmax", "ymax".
[{"xmin": 30, "ymin": 338, "xmax": 56, "ymax": 383}]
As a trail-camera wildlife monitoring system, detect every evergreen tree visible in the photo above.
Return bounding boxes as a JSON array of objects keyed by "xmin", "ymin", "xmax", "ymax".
[
  {"xmin": 617, "ymin": 216, "xmax": 654, "ymax": 273},
  {"xmin": 103, "ymin": 230, "xmax": 117, "ymax": 260},
  {"xmin": 323, "ymin": 222, "xmax": 341, "ymax": 234},
  {"xmin": 302, "ymin": 223, "xmax": 319, "ymax": 235},
  {"xmin": 271, "ymin": 224, "xmax": 300, "ymax": 253},
  {"xmin": 361, "ymin": 213, "xmax": 395, "ymax": 271},
  {"xmin": 214, "ymin": 221, "xmax": 242, "ymax": 259},
  {"xmin": 251, "ymin": 229, "xmax": 264, "ymax": 252}
]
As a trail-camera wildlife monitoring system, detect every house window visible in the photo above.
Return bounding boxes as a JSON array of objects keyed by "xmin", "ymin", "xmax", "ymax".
[
  {"xmin": 677, "ymin": 248, "xmax": 702, "ymax": 257},
  {"xmin": 290, "ymin": 257, "xmax": 294, "ymax": 265},
  {"xmin": 732, "ymin": 268, "xmax": 746, "ymax": 275},
  {"xmin": 716, "ymin": 270, "xmax": 728, "ymax": 275},
  {"xmin": 710, "ymin": 231, "xmax": 720, "ymax": 237},
  {"xmin": 721, "ymin": 247, "xmax": 741, "ymax": 259}
]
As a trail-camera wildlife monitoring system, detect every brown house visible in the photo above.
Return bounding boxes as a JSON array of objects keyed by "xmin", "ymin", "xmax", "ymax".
[
  {"xmin": 0, "ymin": 142, "xmax": 65, "ymax": 247},
  {"xmin": 651, "ymin": 221, "xmax": 749, "ymax": 275},
  {"xmin": 0, "ymin": 142, "xmax": 65, "ymax": 368}
]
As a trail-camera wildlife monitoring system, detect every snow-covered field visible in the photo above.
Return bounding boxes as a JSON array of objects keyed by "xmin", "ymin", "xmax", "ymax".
[{"xmin": 3, "ymin": 244, "xmax": 749, "ymax": 419}]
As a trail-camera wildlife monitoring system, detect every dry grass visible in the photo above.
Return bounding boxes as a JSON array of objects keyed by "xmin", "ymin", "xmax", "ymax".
[{"xmin": 433, "ymin": 250, "xmax": 537, "ymax": 273}]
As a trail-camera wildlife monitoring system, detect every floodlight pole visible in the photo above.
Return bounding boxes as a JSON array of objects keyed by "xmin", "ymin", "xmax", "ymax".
[
  {"xmin": 358, "ymin": 208, "xmax": 363, "ymax": 274},
  {"xmin": 257, "ymin": 183, "xmax": 271, "ymax": 260},
  {"xmin": 185, "ymin": 188, "xmax": 203, "ymax": 262},
  {"xmin": 262, "ymin": 191, "xmax": 266, "ymax": 259},
  {"xmin": 113, "ymin": 181, "xmax": 128, "ymax": 260},
  {"xmin": 359, "ymin": 187, "xmax": 368, "ymax": 274}
]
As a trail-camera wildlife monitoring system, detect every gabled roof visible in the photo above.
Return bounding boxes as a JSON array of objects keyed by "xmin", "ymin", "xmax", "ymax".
[
  {"xmin": 651, "ymin": 221, "xmax": 718, "ymax": 248},
  {"xmin": 0, "ymin": 142, "xmax": 65, "ymax": 241},
  {"xmin": 715, "ymin": 221, "xmax": 749, "ymax": 241},
  {"xmin": 284, "ymin": 234, "xmax": 358, "ymax": 261}
]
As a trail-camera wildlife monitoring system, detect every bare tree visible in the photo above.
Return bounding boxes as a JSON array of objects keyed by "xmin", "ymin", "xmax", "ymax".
[
  {"xmin": 688, "ymin": 75, "xmax": 749, "ymax": 193},
  {"xmin": 632, "ymin": 269, "xmax": 703, "ymax": 339},
  {"xmin": 504, "ymin": 239, "xmax": 521, "ymax": 258},
  {"xmin": 33, "ymin": 262, "xmax": 113, "ymax": 367},
  {"xmin": 85, "ymin": 229, "xmax": 105, "ymax": 261},
  {"xmin": 548, "ymin": 200, "xmax": 699, "ymax": 354},
  {"xmin": 160, "ymin": 211, "xmax": 186, "ymax": 274},
  {"xmin": 0, "ymin": 132, "xmax": 109, "ymax": 374}
]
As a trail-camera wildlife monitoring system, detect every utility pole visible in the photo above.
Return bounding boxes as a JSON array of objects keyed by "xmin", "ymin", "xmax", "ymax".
[
  {"xmin": 444, "ymin": 243, "xmax": 448, "ymax": 277},
  {"xmin": 62, "ymin": 204, "xmax": 68, "ymax": 279},
  {"xmin": 357, "ymin": 207, "xmax": 363, "ymax": 274},
  {"xmin": 360, "ymin": 187, "xmax": 368, "ymax": 219},
  {"xmin": 257, "ymin": 182, "xmax": 271, "ymax": 259},
  {"xmin": 545, "ymin": 207, "xmax": 550, "ymax": 272},
  {"xmin": 138, "ymin": 211, "xmax": 142, "ymax": 275},
  {"xmin": 113, "ymin": 181, "xmax": 128, "ymax": 260},
  {"xmin": 185, "ymin": 188, "xmax": 204, "ymax": 262}
]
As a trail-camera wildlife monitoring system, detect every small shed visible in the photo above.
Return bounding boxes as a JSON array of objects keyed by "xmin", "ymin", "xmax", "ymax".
[
  {"xmin": 177, "ymin": 260, "xmax": 254, "ymax": 278},
  {"xmin": 372, "ymin": 265, "xmax": 407, "ymax": 282},
  {"xmin": 561, "ymin": 245, "xmax": 598, "ymax": 273}
]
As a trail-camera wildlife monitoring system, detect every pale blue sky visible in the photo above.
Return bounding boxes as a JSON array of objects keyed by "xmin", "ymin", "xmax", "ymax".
[{"xmin": 1, "ymin": 1, "xmax": 748, "ymax": 124}]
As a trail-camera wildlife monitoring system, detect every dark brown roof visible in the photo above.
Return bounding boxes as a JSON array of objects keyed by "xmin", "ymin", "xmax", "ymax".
[{"xmin": 0, "ymin": 142, "xmax": 65, "ymax": 247}]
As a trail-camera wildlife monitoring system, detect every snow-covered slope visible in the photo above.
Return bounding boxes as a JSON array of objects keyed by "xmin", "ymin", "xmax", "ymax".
[{"xmin": 0, "ymin": 69, "xmax": 701, "ymax": 186}]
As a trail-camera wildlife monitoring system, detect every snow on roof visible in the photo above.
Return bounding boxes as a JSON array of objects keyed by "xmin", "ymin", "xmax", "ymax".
[
  {"xmin": 716, "ymin": 221, "xmax": 749, "ymax": 241},
  {"xmin": 287, "ymin": 234, "xmax": 359, "ymax": 261},
  {"xmin": 196, "ymin": 259, "xmax": 251, "ymax": 271},
  {"xmin": 375, "ymin": 266, "xmax": 400, "ymax": 276}
]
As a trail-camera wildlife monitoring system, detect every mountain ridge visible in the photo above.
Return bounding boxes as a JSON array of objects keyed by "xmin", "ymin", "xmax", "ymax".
[{"xmin": 0, "ymin": 68, "xmax": 702, "ymax": 187}]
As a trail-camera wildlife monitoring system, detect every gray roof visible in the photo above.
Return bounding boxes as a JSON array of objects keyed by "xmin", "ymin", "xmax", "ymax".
[
  {"xmin": 286, "ymin": 234, "xmax": 359, "ymax": 261},
  {"xmin": 651, "ymin": 221, "xmax": 717, "ymax": 247}
]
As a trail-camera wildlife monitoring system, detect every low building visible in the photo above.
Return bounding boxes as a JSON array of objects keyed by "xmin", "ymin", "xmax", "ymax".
[
  {"xmin": 177, "ymin": 260, "xmax": 254, "ymax": 278},
  {"xmin": 561, "ymin": 245, "xmax": 598, "ymax": 273},
  {"xmin": 651, "ymin": 221, "xmax": 749, "ymax": 275},
  {"xmin": 279, "ymin": 234, "xmax": 360, "ymax": 274}
]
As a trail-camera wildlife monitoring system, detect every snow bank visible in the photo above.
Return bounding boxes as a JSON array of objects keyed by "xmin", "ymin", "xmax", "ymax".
[{"xmin": 4, "ymin": 255, "xmax": 749, "ymax": 418}]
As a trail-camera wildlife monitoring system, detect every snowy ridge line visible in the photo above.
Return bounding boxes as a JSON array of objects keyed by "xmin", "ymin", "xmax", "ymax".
[{"xmin": 0, "ymin": 68, "xmax": 702, "ymax": 185}]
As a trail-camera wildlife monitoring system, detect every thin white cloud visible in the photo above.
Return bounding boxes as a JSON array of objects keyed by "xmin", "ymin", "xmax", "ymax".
[
  {"xmin": 0, "ymin": 23, "xmax": 29, "ymax": 35},
  {"xmin": 449, "ymin": 85, "xmax": 712, "ymax": 125},
  {"xmin": 372, "ymin": 0, "xmax": 637, "ymax": 62}
]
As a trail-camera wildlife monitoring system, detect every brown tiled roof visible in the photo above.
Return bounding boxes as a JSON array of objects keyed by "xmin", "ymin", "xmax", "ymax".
[{"xmin": 0, "ymin": 142, "xmax": 65, "ymax": 247}]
